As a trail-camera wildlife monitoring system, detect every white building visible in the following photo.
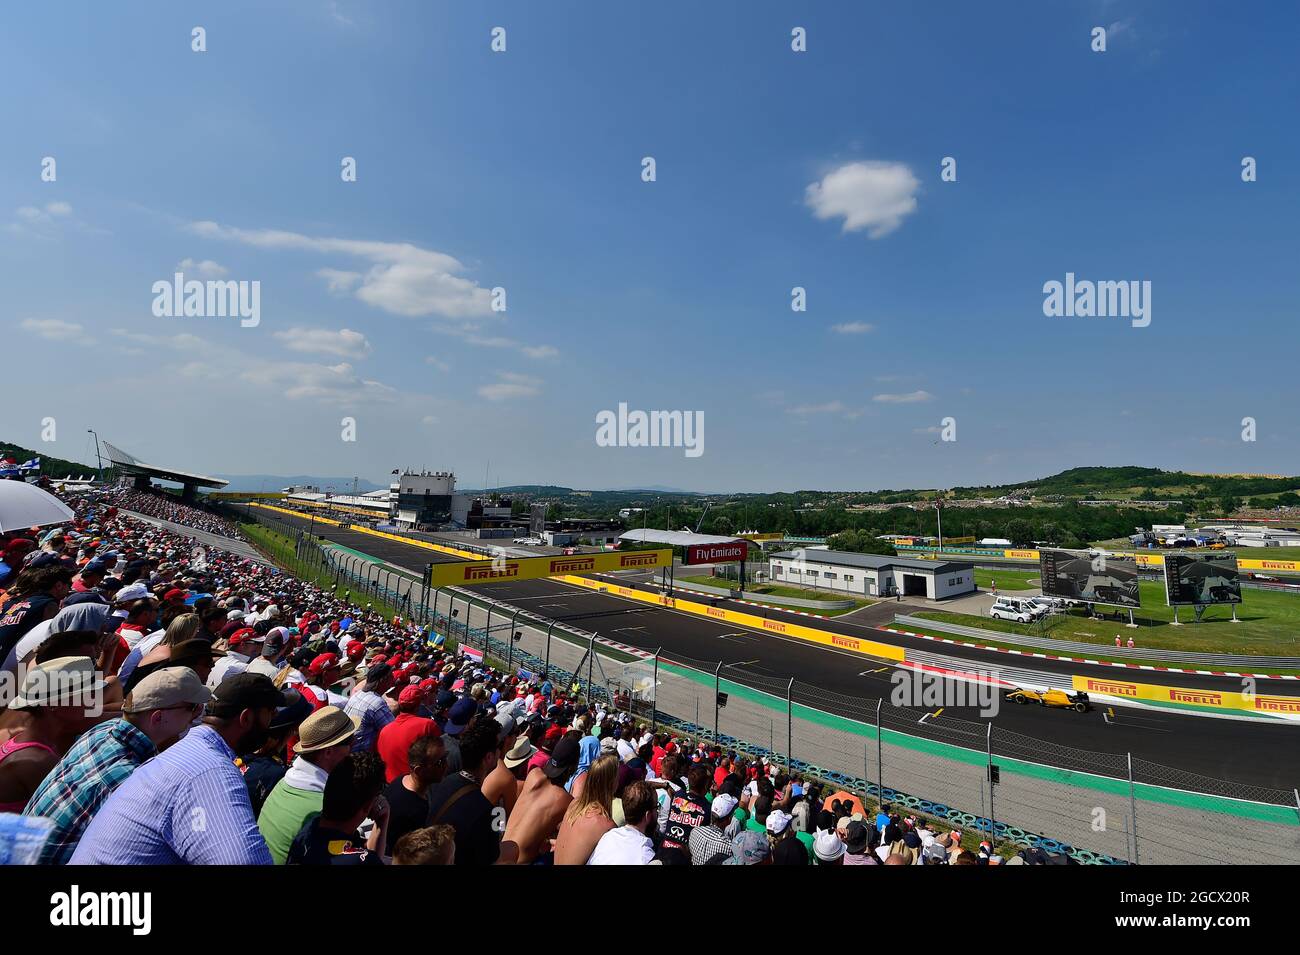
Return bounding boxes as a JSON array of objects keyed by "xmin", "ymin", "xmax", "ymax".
[{"xmin": 770, "ymin": 550, "xmax": 975, "ymax": 600}]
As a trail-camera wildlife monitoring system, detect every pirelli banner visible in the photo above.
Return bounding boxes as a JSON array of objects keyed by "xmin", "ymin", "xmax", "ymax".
[
  {"xmin": 428, "ymin": 549, "xmax": 672, "ymax": 587},
  {"xmin": 1071, "ymin": 675, "xmax": 1300, "ymax": 720}
]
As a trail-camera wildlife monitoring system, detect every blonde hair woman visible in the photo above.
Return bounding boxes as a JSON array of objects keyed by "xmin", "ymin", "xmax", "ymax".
[
  {"xmin": 136, "ymin": 613, "xmax": 202, "ymax": 668},
  {"xmin": 553, "ymin": 753, "xmax": 618, "ymax": 864}
]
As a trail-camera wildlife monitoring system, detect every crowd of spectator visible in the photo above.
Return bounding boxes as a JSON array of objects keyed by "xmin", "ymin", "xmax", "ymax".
[
  {"xmin": 0, "ymin": 484, "xmax": 1050, "ymax": 866},
  {"xmin": 97, "ymin": 485, "xmax": 246, "ymax": 541}
]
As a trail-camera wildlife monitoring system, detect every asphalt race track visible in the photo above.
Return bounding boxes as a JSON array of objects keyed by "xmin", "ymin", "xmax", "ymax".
[{"xmin": 260, "ymin": 510, "xmax": 1300, "ymax": 791}]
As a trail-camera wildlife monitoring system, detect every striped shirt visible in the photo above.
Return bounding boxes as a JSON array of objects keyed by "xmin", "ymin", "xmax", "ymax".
[
  {"xmin": 23, "ymin": 718, "xmax": 157, "ymax": 865},
  {"xmin": 69, "ymin": 724, "xmax": 272, "ymax": 865},
  {"xmin": 344, "ymin": 690, "xmax": 394, "ymax": 751}
]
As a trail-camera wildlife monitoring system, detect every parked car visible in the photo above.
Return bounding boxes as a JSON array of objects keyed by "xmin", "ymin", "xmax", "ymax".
[
  {"xmin": 1028, "ymin": 595, "xmax": 1067, "ymax": 613},
  {"xmin": 990, "ymin": 598, "xmax": 1037, "ymax": 623}
]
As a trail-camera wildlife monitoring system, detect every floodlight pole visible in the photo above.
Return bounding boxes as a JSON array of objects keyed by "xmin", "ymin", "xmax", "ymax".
[{"xmin": 87, "ymin": 430, "xmax": 104, "ymax": 483}]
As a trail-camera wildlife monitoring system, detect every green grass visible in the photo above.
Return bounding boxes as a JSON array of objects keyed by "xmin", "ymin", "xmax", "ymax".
[
  {"xmin": 973, "ymin": 568, "xmax": 1038, "ymax": 590},
  {"xmin": 914, "ymin": 577, "xmax": 1300, "ymax": 661},
  {"xmin": 241, "ymin": 523, "xmax": 408, "ymax": 623},
  {"xmin": 675, "ymin": 575, "xmax": 874, "ymax": 615}
]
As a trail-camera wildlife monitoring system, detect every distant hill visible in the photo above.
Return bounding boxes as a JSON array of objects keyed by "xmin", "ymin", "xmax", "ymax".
[{"xmin": 0, "ymin": 442, "xmax": 101, "ymax": 479}]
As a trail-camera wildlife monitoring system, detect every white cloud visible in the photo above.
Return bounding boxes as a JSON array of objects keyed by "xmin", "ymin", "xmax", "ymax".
[
  {"xmin": 805, "ymin": 161, "xmax": 920, "ymax": 238},
  {"xmin": 46, "ymin": 201, "xmax": 72, "ymax": 217},
  {"xmin": 477, "ymin": 371, "xmax": 542, "ymax": 401},
  {"xmin": 873, "ymin": 390, "xmax": 934, "ymax": 404},
  {"xmin": 424, "ymin": 355, "xmax": 451, "ymax": 372},
  {"xmin": 421, "ymin": 415, "xmax": 438, "ymax": 425},
  {"xmin": 831, "ymin": 321, "xmax": 875, "ymax": 335},
  {"xmin": 432, "ymin": 323, "xmax": 559, "ymax": 360},
  {"xmin": 177, "ymin": 257, "xmax": 229, "ymax": 278},
  {"xmin": 111, "ymin": 328, "xmax": 206, "ymax": 351},
  {"xmin": 273, "ymin": 326, "xmax": 372, "ymax": 359},
  {"xmin": 241, "ymin": 361, "xmax": 397, "ymax": 404},
  {"xmin": 787, "ymin": 401, "xmax": 848, "ymax": 416},
  {"xmin": 21, "ymin": 318, "xmax": 90, "ymax": 343},
  {"xmin": 188, "ymin": 220, "xmax": 493, "ymax": 319},
  {"xmin": 318, "ymin": 268, "xmax": 362, "ymax": 294}
]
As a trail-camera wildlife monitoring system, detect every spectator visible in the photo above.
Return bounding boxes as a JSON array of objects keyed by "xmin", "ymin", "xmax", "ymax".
[
  {"xmin": 70, "ymin": 672, "xmax": 288, "ymax": 864},
  {"xmin": 23, "ymin": 667, "xmax": 210, "ymax": 864},
  {"xmin": 427, "ymin": 716, "xmax": 512, "ymax": 866},
  {"xmin": 842, "ymin": 821, "xmax": 878, "ymax": 865},
  {"xmin": 554, "ymin": 752, "xmax": 618, "ymax": 864},
  {"xmin": 384, "ymin": 734, "xmax": 446, "ymax": 853},
  {"xmin": 258, "ymin": 705, "xmax": 359, "ymax": 865},
  {"xmin": 482, "ymin": 731, "xmax": 533, "ymax": 819},
  {"xmin": 207, "ymin": 627, "xmax": 262, "ymax": 689},
  {"xmin": 285, "ymin": 751, "xmax": 388, "ymax": 866},
  {"xmin": 501, "ymin": 733, "xmax": 579, "ymax": 864},
  {"xmin": 0, "ymin": 565, "xmax": 73, "ymax": 664},
  {"xmin": 814, "ymin": 830, "xmax": 846, "ymax": 865},
  {"xmin": 377, "ymin": 683, "xmax": 439, "ymax": 783},
  {"xmin": 392, "ymin": 824, "xmax": 455, "ymax": 865},
  {"xmin": 724, "ymin": 829, "xmax": 772, "ymax": 865},
  {"xmin": 240, "ymin": 688, "xmax": 314, "ymax": 817},
  {"xmin": 587, "ymin": 780, "xmax": 656, "ymax": 865},
  {"xmin": 0, "ymin": 656, "xmax": 108, "ymax": 812},
  {"xmin": 690, "ymin": 791, "xmax": 738, "ymax": 865},
  {"xmin": 662, "ymin": 763, "xmax": 711, "ymax": 856},
  {"xmin": 344, "ymin": 662, "xmax": 395, "ymax": 751},
  {"xmin": 768, "ymin": 810, "xmax": 808, "ymax": 865}
]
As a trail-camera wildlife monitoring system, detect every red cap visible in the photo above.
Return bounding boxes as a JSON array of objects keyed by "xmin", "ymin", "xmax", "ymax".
[
  {"xmin": 398, "ymin": 684, "xmax": 424, "ymax": 705},
  {"xmin": 370, "ymin": 653, "xmax": 388, "ymax": 666},
  {"xmin": 163, "ymin": 588, "xmax": 186, "ymax": 603},
  {"xmin": 345, "ymin": 642, "xmax": 366, "ymax": 661},
  {"xmin": 228, "ymin": 627, "xmax": 259, "ymax": 647},
  {"xmin": 308, "ymin": 652, "xmax": 341, "ymax": 676},
  {"xmin": 419, "ymin": 677, "xmax": 438, "ymax": 692},
  {"xmin": 543, "ymin": 725, "xmax": 564, "ymax": 745}
]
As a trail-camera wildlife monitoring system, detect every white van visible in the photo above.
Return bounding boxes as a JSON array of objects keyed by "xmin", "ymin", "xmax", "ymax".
[{"xmin": 990, "ymin": 597, "xmax": 1045, "ymax": 623}]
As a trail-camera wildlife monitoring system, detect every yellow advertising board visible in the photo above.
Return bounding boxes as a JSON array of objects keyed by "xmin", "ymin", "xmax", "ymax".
[
  {"xmin": 558, "ymin": 574, "xmax": 905, "ymax": 662},
  {"xmin": 428, "ymin": 549, "xmax": 671, "ymax": 587},
  {"xmin": 1071, "ymin": 674, "xmax": 1300, "ymax": 718},
  {"xmin": 1003, "ymin": 549, "xmax": 1040, "ymax": 561}
]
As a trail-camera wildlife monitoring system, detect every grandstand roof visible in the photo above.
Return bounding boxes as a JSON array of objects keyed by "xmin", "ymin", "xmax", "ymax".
[
  {"xmin": 101, "ymin": 441, "xmax": 228, "ymax": 490},
  {"xmin": 619, "ymin": 528, "xmax": 743, "ymax": 546}
]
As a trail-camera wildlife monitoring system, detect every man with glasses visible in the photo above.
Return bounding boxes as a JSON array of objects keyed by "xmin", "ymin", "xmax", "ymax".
[{"xmin": 23, "ymin": 667, "xmax": 211, "ymax": 864}]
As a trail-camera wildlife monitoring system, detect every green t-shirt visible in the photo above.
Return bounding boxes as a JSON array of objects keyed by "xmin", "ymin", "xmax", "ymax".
[{"xmin": 258, "ymin": 781, "xmax": 324, "ymax": 866}]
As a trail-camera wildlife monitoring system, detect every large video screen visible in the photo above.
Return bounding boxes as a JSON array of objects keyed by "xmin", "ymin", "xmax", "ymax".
[
  {"xmin": 1039, "ymin": 549, "xmax": 1141, "ymax": 608},
  {"xmin": 1163, "ymin": 553, "xmax": 1242, "ymax": 606}
]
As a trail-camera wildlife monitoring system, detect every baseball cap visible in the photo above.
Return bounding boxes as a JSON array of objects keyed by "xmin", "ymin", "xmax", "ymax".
[
  {"xmin": 122, "ymin": 667, "xmax": 211, "ymax": 714},
  {"xmin": 307, "ymin": 652, "xmax": 341, "ymax": 676},
  {"xmin": 445, "ymin": 697, "xmax": 476, "ymax": 735},
  {"xmin": 208, "ymin": 673, "xmax": 290, "ymax": 717},
  {"xmin": 711, "ymin": 793, "xmax": 739, "ymax": 817},
  {"xmin": 766, "ymin": 810, "xmax": 792, "ymax": 835},
  {"xmin": 114, "ymin": 582, "xmax": 152, "ymax": 603},
  {"xmin": 543, "ymin": 735, "xmax": 581, "ymax": 780},
  {"xmin": 843, "ymin": 821, "xmax": 870, "ymax": 854},
  {"xmin": 397, "ymin": 684, "xmax": 424, "ymax": 705}
]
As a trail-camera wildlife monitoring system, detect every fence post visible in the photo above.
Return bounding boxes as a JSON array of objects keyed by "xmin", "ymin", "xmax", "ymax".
[
  {"xmin": 586, "ymin": 633, "xmax": 596, "ymax": 704},
  {"xmin": 507, "ymin": 608, "xmax": 522, "ymax": 674},
  {"xmin": 714, "ymin": 661, "xmax": 722, "ymax": 744},
  {"xmin": 875, "ymin": 698, "xmax": 883, "ymax": 801},
  {"xmin": 651, "ymin": 648, "xmax": 661, "ymax": 732},
  {"xmin": 987, "ymin": 722, "xmax": 996, "ymax": 850},
  {"xmin": 786, "ymin": 678, "xmax": 794, "ymax": 776},
  {"xmin": 1128, "ymin": 752, "xmax": 1139, "ymax": 865},
  {"xmin": 485, "ymin": 602, "xmax": 493, "ymax": 649},
  {"xmin": 545, "ymin": 620, "xmax": 555, "ymax": 677}
]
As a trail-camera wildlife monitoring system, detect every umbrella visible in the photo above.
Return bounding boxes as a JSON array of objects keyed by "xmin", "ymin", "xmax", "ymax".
[{"xmin": 0, "ymin": 480, "xmax": 75, "ymax": 533}]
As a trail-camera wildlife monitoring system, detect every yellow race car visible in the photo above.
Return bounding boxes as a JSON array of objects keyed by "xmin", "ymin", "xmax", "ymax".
[{"xmin": 1005, "ymin": 687, "xmax": 1091, "ymax": 712}]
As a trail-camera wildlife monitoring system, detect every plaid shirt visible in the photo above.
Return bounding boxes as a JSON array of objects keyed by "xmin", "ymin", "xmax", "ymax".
[
  {"xmin": 344, "ymin": 690, "xmax": 394, "ymax": 751},
  {"xmin": 23, "ymin": 718, "xmax": 157, "ymax": 865}
]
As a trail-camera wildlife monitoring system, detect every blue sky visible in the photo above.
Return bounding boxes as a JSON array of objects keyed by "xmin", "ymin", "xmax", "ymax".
[{"xmin": 3, "ymin": 1, "xmax": 1298, "ymax": 492}]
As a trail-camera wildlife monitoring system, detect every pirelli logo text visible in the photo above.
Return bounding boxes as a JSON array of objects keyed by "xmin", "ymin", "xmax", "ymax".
[
  {"xmin": 1168, "ymin": 689, "xmax": 1222, "ymax": 706},
  {"xmin": 1254, "ymin": 696, "xmax": 1300, "ymax": 714},
  {"xmin": 831, "ymin": 635, "xmax": 860, "ymax": 650},
  {"xmin": 1085, "ymin": 679, "xmax": 1139, "ymax": 697},
  {"xmin": 548, "ymin": 558, "xmax": 595, "ymax": 573},
  {"xmin": 464, "ymin": 563, "xmax": 519, "ymax": 581},
  {"xmin": 763, "ymin": 620, "xmax": 788, "ymax": 633},
  {"xmin": 705, "ymin": 607, "xmax": 728, "ymax": 618},
  {"xmin": 619, "ymin": 554, "xmax": 661, "ymax": 568}
]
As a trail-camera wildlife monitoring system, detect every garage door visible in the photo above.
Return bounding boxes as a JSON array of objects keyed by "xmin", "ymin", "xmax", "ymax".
[{"xmin": 902, "ymin": 574, "xmax": 928, "ymax": 597}]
